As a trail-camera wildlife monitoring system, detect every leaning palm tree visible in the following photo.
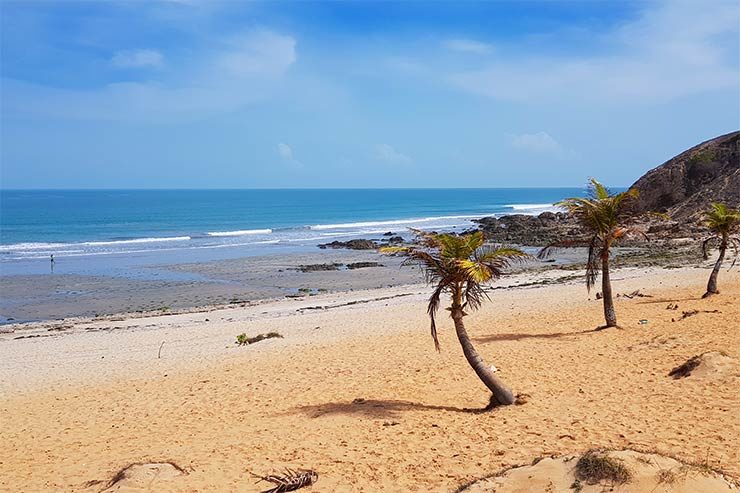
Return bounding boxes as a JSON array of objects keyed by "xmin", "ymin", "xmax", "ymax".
[
  {"xmin": 539, "ymin": 178, "xmax": 640, "ymax": 328},
  {"xmin": 384, "ymin": 230, "xmax": 528, "ymax": 407},
  {"xmin": 701, "ymin": 203, "xmax": 740, "ymax": 298}
]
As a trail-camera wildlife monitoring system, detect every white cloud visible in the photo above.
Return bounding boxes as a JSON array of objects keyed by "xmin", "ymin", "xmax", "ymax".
[
  {"xmin": 216, "ymin": 30, "xmax": 296, "ymax": 77},
  {"xmin": 277, "ymin": 142, "xmax": 293, "ymax": 160},
  {"xmin": 442, "ymin": 38, "xmax": 492, "ymax": 54},
  {"xmin": 509, "ymin": 132, "xmax": 563, "ymax": 155},
  {"xmin": 3, "ymin": 28, "xmax": 296, "ymax": 122},
  {"xmin": 449, "ymin": 1, "xmax": 739, "ymax": 104},
  {"xmin": 277, "ymin": 142, "xmax": 302, "ymax": 167},
  {"xmin": 110, "ymin": 49, "xmax": 164, "ymax": 69},
  {"xmin": 375, "ymin": 144, "xmax": 412, "ymax": 165}
]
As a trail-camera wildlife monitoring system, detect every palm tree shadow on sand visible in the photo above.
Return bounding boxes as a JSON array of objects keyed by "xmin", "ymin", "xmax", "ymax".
[
  {"xmin": 635, "ymin": 296, "xmax": 704, "ymax": 304},
  {"xmin": 473, "ymin": 328, "xmax": 600, "ymax": 343},
  {"xmin": 294, "ymin": 398, "xmax": 496, "ymax": 419}
]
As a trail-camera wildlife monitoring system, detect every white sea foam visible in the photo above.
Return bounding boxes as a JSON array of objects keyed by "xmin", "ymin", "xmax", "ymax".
[
  {"xmin": 2, "ymin": 205, "xmax": 563, "ymax": 260},
  {"xmin": 309, "ymin": 214, "xmax": 486, "ymax": 231},
  {"xmin": 206, "ymin": 229, "xmax": 273, "ymax": 237},
  {"xmin": 0, "ymin": 242, "xmax": 69, "ymax": 252},
  {"xmin": 80, "ymin": 236, "xmax": 191, "ymax": 246},
  {"xmin": 503, "ymin": 203, "xmax": 561, "ymax": 215},
  {"xmin": 0, "ymin": 236, "xmax": 191, "ymax": 252},
  {"xmin": 505, "ymin": 203, "xmax": 555, "ymax": 210}
]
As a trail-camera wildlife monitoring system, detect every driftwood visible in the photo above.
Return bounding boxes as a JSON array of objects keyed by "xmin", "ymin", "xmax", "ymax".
[{"xmin": 251, "ymin": 468, "xmax": 318, "ymax": 493}]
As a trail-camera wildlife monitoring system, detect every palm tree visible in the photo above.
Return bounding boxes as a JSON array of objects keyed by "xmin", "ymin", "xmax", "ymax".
[
  {"xmin": 539, "ymin": 178, "xmax": 640, "ymax": 328},
  {"xmin": 384, "ymin": 230, "xmax": 528, "ymax": 407},
  {"xmin": 701, "ymin": 203, "xmax": 740, "ymax": 298}
]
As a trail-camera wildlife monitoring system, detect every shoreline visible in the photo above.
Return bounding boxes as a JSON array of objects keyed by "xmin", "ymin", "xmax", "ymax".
[
  {"xmin": 0, "ymin": 237, "xmax": 708, "ymax": 327},
  {"xmin": 0, "ymin": 264, "xmax": 721, "ymax": 393},
  {"xmin": 1, "ymin": 265, "xmax": 737, "ymax": 491}
]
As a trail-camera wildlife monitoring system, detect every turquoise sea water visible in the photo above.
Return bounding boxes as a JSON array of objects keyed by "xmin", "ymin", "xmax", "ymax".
[{"xmin": 0, "ymin": 188, "xmax": 589, "ymax": 276}]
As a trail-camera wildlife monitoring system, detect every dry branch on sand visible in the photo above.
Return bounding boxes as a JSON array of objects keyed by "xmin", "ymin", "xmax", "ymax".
[{"xmin": 250, "ymin": 468, "xmax": 318, "ymax": 493}]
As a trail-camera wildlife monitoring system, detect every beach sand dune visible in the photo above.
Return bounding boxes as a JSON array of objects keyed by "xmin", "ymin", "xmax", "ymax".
[
  {"xmin": 460, "ymin": 449, "xmax": 736, "ymax": 492},
  {"xmin": 1, "ymin": 267, "xmax": 738, "ymax": 492}
]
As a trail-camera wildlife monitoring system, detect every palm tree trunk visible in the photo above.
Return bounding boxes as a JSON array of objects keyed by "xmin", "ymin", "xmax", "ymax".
[
  {"xmin": 451, "ymin": 308, "xmax": 515, "ymax": 406},
  {"xmin": 601, "ymin": 253, "xmax": 617, "ymax": 327},
  {"xmin": 704, "ymin": 244, "xmax": 726, "ymax": 297}
]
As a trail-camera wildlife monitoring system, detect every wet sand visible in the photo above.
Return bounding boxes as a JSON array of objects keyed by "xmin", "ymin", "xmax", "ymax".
[
  {"xmin": 0, "ymin": 250, "xmax": 418, "ymax": 324},
  {"xmin": 0, "ymin": 246, "xmax": 592, "ymax": 325}
]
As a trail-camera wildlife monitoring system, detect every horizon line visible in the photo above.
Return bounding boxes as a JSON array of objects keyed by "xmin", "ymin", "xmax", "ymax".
[{"xmin": 0, "ymin": 185, "xmax": 629, "ymax": 192}]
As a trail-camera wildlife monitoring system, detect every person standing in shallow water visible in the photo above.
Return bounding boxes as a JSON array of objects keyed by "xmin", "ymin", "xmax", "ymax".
[{"xmin": 50, "ymin": 254, "xmax": 54, "ymax": 273}]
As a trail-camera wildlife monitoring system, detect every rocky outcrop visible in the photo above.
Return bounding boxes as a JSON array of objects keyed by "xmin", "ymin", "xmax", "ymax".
[
  {"xmin": 317, "ymin": 235, "xmax": 403, "ymax": 250},
  {"xmin": 318, "ymin": 239, "xmax": 378, "ymax": 250},
  {"xmin": 473, "ymin": 212, "xmax": 579, "ymax": 246},
  {"xmin": 629, "ymin": 131, "xmax": 739, "ymax": 220}
]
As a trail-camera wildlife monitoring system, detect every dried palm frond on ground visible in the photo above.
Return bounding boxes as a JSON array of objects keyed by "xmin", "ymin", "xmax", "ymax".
[{"xmin": 251, "ymin": 468, "xmax": 318, "ymax": 493}]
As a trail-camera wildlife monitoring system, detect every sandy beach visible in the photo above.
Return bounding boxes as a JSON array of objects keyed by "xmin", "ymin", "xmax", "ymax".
[
  {"xmin": 3, "ymin": 1, "xmax": 738, "ymax": 491},
  {"xmin": 1, "ymin": 264, "xmax": 738, "ymax": 491}
]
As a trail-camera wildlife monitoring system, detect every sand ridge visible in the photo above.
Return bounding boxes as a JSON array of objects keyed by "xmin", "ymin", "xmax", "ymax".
[{"xmin": 0, "ymin": 266, "xmax": 738, "ymax": 491}]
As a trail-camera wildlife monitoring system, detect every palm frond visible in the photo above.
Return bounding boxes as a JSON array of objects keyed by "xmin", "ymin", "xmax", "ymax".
[
  {"xmin": 458, "ymin": 259, "xmax": 492, "ymax": 283},
  {"xmin": 537, "ymin": 238, "xmax": 591, "ymax": 259},
  {"xmin": 701, "ymin": 237, "xmax": 718, "ymax": 260},
  {"xmin": 462, "ymin": 280, "xmax": 488, "ymax": 311},
  {"xmin": 427, "ymin": 282, "xmax": 445, "ymax": 351},
  {"xmin": 476, "ymin": 246, "xmax": 531, "ymax": 275},
  {"xmin": 704, "ymin": 203, "xmax": 740, "ymax": 235},
  {"xmin": 585, "ymin": 235, "xmax": 602, "ymax": 292},
  {"xmin": 588, "ymin": 177, "xmax": 610, "ymax": 200},
  {"xmin": 728, "ymin": 237, "xmax": 740, "ymax": 271},
  {"xmin": 385, "ymin": 229, "xmax": 526, "ymax": 350},
  {"xmin": 379, "ymin": 246, "xmax": 410, "ymax": 255}
]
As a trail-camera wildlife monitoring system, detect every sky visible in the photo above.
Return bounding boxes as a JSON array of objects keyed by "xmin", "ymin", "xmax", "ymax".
[{"xmin": 1, "ymin": 0, "xmax": 738, "ymax": 189}]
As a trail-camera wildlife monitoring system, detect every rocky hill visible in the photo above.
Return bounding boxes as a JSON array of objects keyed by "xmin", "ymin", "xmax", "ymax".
[
  {"xmin": 473, "ymin": 131, "xmax": 739, "ymax": 248},
  {"xmin": 628, "ymin": 131, "xmax": 739, "ymax": 219}
]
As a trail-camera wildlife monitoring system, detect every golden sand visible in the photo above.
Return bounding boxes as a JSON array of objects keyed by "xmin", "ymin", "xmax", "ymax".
[{"xmin": 1, "ymin": 267, "xmax": 738, "ymax": 492}]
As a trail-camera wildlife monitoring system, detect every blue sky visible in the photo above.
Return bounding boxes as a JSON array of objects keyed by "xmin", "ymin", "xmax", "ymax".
[{"xmin": 1, "ymin": 0, "xmax": 738, "ymax": 189}]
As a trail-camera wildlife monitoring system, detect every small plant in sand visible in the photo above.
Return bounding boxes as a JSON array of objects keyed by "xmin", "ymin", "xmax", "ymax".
[
  {"xmin": 701, "ymin": 203, "xmax": 740, "ymax": 298},
  {"xmin": 383, "ymin": 230, "xmax": 529, "ymax": 407},
  {"xmin": 539, "ymin": 178, "xmax": 642, "ymax": 328},
  {"xmin": 575, "ymin": 450, "xmax": 632, "ymax": 486},
  {"xmin": 236, "ymin": 332, "xmax": 283, "ymax": 346}
]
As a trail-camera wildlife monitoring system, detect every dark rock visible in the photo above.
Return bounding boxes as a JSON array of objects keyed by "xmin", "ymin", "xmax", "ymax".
[
  {"xmin": 382, "ymin": 231, "xmax": 395, "ymax": 236},
  {"xmin": 346, "ymin": 262, "xmax": 383, "ymax": 269},
  {"xmin": 293, "ymin": 263, "xmax": 342, "ymax": 272},
  {"xmin": 473, "ymin": 212, "xmax": 577, "ymax": 246},
  {"xmin": 317, "ymin": 239, "xmax": 378, "ymax": 250},
  {"xmin": 384, "ymin": 236, "xmax": 404, "ymax": 244}
]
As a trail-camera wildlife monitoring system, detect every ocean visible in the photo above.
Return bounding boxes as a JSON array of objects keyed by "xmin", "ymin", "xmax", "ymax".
[{"xmin": 0, "ymin": 188, "xmax": 585, "ymax": 277}]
